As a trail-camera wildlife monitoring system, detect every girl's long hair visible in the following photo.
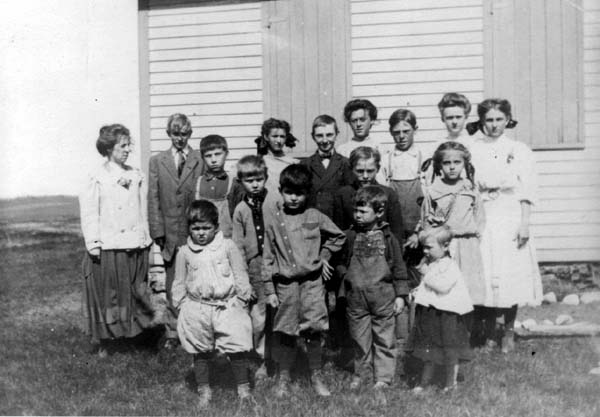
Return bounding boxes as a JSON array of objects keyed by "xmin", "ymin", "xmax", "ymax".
[
  {"xmin": 432, "ymin": 141, "xmax": 475, "ymax": 186},
  {"xmin": 255, "ymin": 118, "xmax": 298, "ymax": 155}
]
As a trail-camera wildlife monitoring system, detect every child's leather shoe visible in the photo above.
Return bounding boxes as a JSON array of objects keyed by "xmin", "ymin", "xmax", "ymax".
[
  {"xmin": 197, "ymin": 385, "xmax": 212, "ymax": 408},
  {"xmin": 310, "ymin": 370, "xmax": 331, "ymax": 397}
]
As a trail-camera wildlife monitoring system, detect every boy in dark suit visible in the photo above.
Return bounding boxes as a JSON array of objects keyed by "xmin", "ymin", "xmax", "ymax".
[
  {"xmin": 148, "ymin": 113, "xmax": 204, "ymax": 347},
  {"xmin": 300, "ymin": 115, "xmax": 354, "ymax": 357},
  {"xmin": 300, "ymin": 114, "xmax": 354, "ymax": 225}
]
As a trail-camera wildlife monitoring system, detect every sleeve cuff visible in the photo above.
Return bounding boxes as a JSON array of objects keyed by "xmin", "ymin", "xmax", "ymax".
[{"xmin": 320, "ymin": 248, "xmax": 332, "ymax": 262}]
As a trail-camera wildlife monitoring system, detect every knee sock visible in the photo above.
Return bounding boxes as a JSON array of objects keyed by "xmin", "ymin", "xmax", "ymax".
[
  {"xmin": 503, "ymin": 305, "xmax": 518, "ymax": 331},
  {"xmin": 444, "ymin": 364, "xmax": 459, "ymax": 388},
  {"xmin": 272, "ymin": 332, "xmax": 296, "ymax": 373},
  {"xmin": 194, "ymin": 352, "xmax": 212, "ymax": 386},
  {"xmin": 420, "ymin": 361, "xmax": 435, "ymax": 387},
  {"xmin": 228, "ymin": 352, "xmax": 249, "ymax": 386},
  {"xmin": 302, "ymin": 331, "xmax": 323, "ymax": 372}
]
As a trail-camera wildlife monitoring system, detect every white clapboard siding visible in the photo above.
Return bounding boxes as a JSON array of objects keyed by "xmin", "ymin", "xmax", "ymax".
[
  {"xmin": 350, "ymin": 0, "xmax": 484, "ymax": 146},
  {"xmin": 146, "ymin": 1, "xmax": 263, "ymax": 165},
  {"xmin": 532, "ymin": 0, "xmax": 600, "ymax": 262}
]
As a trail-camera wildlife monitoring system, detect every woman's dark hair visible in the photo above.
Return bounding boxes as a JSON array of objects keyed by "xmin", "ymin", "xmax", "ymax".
[
  {"xmin": 96, "ymin": 124, "xmax": 130, "ymax": 157},
  {"xmin": 388, "ymin": 109, "xmax": 418, "ymax": 131},
  {"xmin": 255, "ymin": 118, "xmax": 298, "ymax": 155},
  {"xmin": 279, "ymin": 164, "xmax": 312, "ymax": 194},
  {"xmin": 466, "ymin": 98, "xmax": 518, "ymax": 135},
  {"xmin": 343, "ymin": 99, "xmax": 378, "ymax": 123},
  {"xmin": 432, "ymin": 141, "xmax": 475, "ymax": 186},
  {"xmin": 187, "ymin": 199, "xmax": 219, "ymax": 227}
]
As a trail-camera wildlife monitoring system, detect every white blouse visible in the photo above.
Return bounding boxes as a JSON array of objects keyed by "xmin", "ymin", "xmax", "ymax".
[{"xmin": 79, "ymin": 161, "xmax": 152, "ymax": 251}]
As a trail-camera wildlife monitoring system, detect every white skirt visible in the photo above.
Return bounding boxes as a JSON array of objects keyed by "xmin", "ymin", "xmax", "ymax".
[{"xmin": 479, "ymin": 190, "xmax": 543, "ymax": 308}]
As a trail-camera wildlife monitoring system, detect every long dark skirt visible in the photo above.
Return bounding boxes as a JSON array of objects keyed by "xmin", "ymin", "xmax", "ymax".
[
  {"xmin": 82, "ymin": 248, "xmax": 154, "ymax": 342},
  {"xmin": 412, "ymin": 305, "xmax": 473, "ymax": 366}
]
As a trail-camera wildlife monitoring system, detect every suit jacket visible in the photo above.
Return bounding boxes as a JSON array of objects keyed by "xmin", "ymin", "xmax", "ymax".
[
  {"xmin": 148, "ymin": 148, "xmax": 203, "ymax": 262},
  {"xmin": 300, "ymin": 152, "xmax": 354, "ymax": 223}
]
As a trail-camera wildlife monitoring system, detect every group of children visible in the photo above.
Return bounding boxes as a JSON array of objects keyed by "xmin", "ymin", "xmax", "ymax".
[
  {"xmin": 139, "ymin": 92, "xmax": 529, "ymax": 406},
  {"xmin": 149, "ymin": 94, "xmax": 502, "ymax": 405}
]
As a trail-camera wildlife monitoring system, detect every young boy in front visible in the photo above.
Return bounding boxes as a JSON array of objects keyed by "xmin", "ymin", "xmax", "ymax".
[
  {"xmin": 231, "ymin": 155, "xmax": 278, "ymax": 382},
  {"xmin": 333, "ymin": 146, "xmax": 405, "ymax": 244},
  {"xmin": 194, "ymin": 134, "xmax": 241, "ymax": 238},
  {"xmin": 262, "ymin": 164, "xmax": 346, "ymax": 398},
  {"xmin": 172, "ymin": 200, "xmax": 253, "ymax": 407},
  {"xmin": 336, "ymin": 186, "xmax": 408, "ymax": 389}
]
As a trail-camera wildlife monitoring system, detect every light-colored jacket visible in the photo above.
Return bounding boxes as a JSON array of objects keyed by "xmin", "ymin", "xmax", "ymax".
[
  {"xmin": 79, "ymin": 161, "xmax": 152, "ymax": 251},
  {"xmin": 172, "ymin": 232, "xmax": 252, "ymax": 309},
  {"xmin": 413, "ymin": 256, "xmax": 473, "ymax": 315}
]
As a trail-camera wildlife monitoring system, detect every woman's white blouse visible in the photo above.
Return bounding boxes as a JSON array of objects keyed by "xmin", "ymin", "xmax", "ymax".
[
  {"xmin": 79, "ymin": 161, "xmax": 152, "ymax": 251},
  {"xmin": 469, "ymin": 134, "xmax": 538, "ymax": 205}
]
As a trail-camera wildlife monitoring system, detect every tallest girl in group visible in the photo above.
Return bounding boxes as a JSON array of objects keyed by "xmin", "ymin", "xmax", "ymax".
[{"xmin": 469, "ymin": 98, "xmax": 543, "ymax": 352}]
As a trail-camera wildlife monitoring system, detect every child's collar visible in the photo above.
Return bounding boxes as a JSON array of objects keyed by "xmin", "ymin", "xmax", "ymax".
[
  {"xmin": 204, "ymin": 170, "xmax": 228, "ymax": 180},
  {"xmin": 186, "ymin": 231, "xmax": 224, "ymax": 253}
]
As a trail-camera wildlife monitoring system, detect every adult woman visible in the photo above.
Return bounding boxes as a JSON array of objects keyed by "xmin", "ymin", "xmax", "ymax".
[
  {"xmin": 468, "ymin": 99, "xmax": 543, "ymax": 353},
  {"xmin": 80, "ymin": 124, "xmax": 154, "ymax": 356}
]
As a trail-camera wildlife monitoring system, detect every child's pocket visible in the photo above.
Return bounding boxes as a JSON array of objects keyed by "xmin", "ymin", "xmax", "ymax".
[
  {"xmin": 215, "ymin": 259, "xmax": 232, "ymax": 277},
  {"xmin": 301, "ymin": 222, "xmax": 320, "ymax": 240}
]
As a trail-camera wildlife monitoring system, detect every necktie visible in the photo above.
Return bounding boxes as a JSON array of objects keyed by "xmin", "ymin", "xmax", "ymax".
[{"xmin": 177, "ymin": 150, "xmax": 186, "ymax": 177}]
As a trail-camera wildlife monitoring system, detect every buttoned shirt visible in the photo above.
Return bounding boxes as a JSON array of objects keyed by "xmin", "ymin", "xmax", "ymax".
[
  {"xmin": 262, "ymin": 202, "xmax": 346, "ymax": 295},
  {"xmin": 382, "ymin": 147, "xmax": 421, "ymax": 181}
]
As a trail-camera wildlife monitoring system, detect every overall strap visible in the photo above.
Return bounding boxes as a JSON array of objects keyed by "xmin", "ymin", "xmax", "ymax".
[{"xmin": 194, "ymin": 175, "xmax": 203, "ymax": 200}]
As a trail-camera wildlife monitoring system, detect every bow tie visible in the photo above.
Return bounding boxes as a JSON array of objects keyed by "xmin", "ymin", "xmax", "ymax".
[{"xmin": 318, "ymin": 152, "xmax": 333, "ymax": 160}]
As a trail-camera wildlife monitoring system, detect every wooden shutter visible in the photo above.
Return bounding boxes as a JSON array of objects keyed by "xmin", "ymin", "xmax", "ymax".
[
  {"xmin": 262, "ymin": 0, "xmax": 352, "ymax": 155},
  {"xmin": 483, "ymin": 0, "xmax": 584, "ymax": 149}
]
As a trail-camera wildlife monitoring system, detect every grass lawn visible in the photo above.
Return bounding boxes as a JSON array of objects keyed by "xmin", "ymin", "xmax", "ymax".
[{"xmin": 1, "ymin": 197, "xmax": 599, "ymax": 416}]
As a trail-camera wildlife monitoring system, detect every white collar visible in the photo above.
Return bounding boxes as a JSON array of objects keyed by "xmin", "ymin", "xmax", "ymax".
[
  {"xmin": 186, "ymin": 231, "xmax": 224, "ymax": 252},
  {"xmin": 171, "ymin": 146, "xmax": 191, "ymax": 157}
]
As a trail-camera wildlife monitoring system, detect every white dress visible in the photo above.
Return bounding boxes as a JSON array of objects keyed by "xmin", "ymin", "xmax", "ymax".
[{"xmin": 470, "ymin": 134, "xmax": 543, "ymax": 307}]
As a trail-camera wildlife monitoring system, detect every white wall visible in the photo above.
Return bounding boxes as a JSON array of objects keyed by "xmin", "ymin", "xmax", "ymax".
[{"xmin": 0, "ymin": 0, "xmax": 141, "ymax": 198}]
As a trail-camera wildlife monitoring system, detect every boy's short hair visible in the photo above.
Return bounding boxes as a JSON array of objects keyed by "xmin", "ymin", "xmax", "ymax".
[
  {"xmin": 343, "ymin": 99, "xmax": 378, "ymax": 122},
  {"xmin": 388, "ymin": 109, "xmax": 418, "ymax": 130},
  {"xmin": 200, "ymin": 134, "xmax": 228, "ymax": 156},
  {"xmin": 167, "ymin": 113, "xmax": 192, "ymax": 133},
  {"xmin": 96, "ymin": 123, "xmax": 130, "ymax": 157},
  {"xmin": 187, "ymin": 200, "xmax": 219, "ymax": 226},
  {"xmin": 437, "ymin": 93, "xmax": 472, "ymax": 117},
  {"xmin": 349, "ymin": 146, "xmax": 381, "ymax": 169},
  {"xmin": 236, "ymin": 155, "xmax": 268, "ymax": 180},
  {"xmin": 279, "ymin": 164, "xmax": 312, "ymax": 194},
  {"xmin": 311, "ymin": 114, "xmax": 339, "ymax": 135},
  {"xmin": 418, "ymin": 225, "xmax": 453, "ymax": 246},
  {"xmin": 354, "ymin": 185, "xmax": 387, "ymax": 213}
]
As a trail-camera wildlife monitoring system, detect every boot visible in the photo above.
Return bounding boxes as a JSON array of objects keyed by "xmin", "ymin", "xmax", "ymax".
[
  {"xmin": 274, "ymin": 370, "xmax": 291, "ymax": 399},
  {"xmin": 197, "ymin": 384, "xmax": 212, "ymax": 409},
  {"xmin": 310, "ymin": 370, "xmax": 331, "ymax": 397},
  {"xmin": 237, "ymin": 383, "xmax": 254, "ymax": 401},
  {"xmin": 501, "ymin": 329, "xmax": 515, "ymax": 354}
]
